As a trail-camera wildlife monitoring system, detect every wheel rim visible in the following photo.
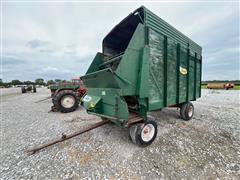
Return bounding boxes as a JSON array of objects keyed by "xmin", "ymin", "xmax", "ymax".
[
  {"xmin": 141, "ymin": 124, "xmax": 155, "ymax": 142},
  {"xmin": 61, "ymin": 95, "xmax": 75, "ymax": 108},
  {"xmin": 188, "ymin": 105, "xmax": 193, "ymax": 117}
]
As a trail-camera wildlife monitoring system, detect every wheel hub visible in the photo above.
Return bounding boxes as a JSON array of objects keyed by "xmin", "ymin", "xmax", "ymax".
[
  {"xmin": 188, "ymin": 106, "xmax": 193, "ymax": 117},
  {"xmin": 141, "ymin": 124, "xmax": 155, "ymax": 142},
  {"xmin": 61, "ymin": 95, "xmax": 75, "ymax": 108}
]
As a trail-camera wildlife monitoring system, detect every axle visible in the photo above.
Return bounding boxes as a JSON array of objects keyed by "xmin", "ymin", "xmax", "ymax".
[{"xmin": 27, "ymin": 119, "xmax": 110, "ymax": 155}]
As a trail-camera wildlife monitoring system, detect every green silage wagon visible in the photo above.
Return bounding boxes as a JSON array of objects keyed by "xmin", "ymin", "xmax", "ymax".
[{"xmin": 82, "ymin": 6, "xmax": 202, "ymax": 146}]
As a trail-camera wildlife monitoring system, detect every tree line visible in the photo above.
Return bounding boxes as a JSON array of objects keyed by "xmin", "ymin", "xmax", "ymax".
[
  {"xmin": 1, "ymin": 79, "xmax": 239, "ymax": 88},
  {"xmin": 202, "ymin": 80, "xmax": 240, "ymax": 85},
  {"xmin": 0, "ymin": 78, "xmax": 68, "ymax": 87}
]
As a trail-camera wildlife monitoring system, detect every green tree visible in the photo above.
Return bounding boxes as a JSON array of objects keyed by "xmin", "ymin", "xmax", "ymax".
[
  {"xmin": 47, "ymin": 80, "xmax": 54, "ymax": 86},
  {"xmin": 23, "ymin": 81, "xmax": 34, "ymax": 85},
  {"xmin": 11, "ymin": 80, "xmax": 22, "ymax": 85},
  {"xmin": 35, "ymin": 78, "xmax": 45, "ymax": 85},
  {"xmin": 55, "ymin": 79, "xmax": 61, "ymax": 83}
]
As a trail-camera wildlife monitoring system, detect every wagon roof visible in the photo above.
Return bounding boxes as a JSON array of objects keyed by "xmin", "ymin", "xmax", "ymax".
[{"xmin": 103, "ymin": 6, "xmax": 202, "ymax": 54}]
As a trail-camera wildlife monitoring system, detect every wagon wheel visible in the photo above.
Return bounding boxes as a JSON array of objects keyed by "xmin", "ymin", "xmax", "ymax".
[
  {"xmin": 53, "ymin": 90, "xmax": 79, "ymax": 113},
  {"xmin": 27, "ymin": 86, "xmax": 32, "ymax": 91},
  {"xmin": 21, "ymin": 87, "xmax": 26, "ymax": 93},
  {"xmin": 180, "ymin": 102, "xmax": 194, "ymax": 121},
  {"xmin": 129, "ymin": 115, "xmax": 158, "ymax": 147},
  {"xmin": 33, "ymin": 86, "xmax": 37, "ymax": 93}
]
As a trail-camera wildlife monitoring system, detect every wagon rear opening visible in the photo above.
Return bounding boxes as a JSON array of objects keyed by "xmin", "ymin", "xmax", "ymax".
[
  {"xmin": 85, "ymin": 9, "xmax": 144, "ymax": 74},
  {"xmin": 102, "ymin": 9, "xmax": 144, "ymax": 57},
  {"xmin": 81, "ymin": 9, "xmax": 145, "ymax": 120}
]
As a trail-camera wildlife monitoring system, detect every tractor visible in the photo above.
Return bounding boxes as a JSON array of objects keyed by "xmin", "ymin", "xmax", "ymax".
[
  {"xmin": 48, "ymin": 78, "xmax": 86, "ymax": 113},
  {"xmin": 21, "ymin": 85, "xmax": 37, "ymax": 93}
]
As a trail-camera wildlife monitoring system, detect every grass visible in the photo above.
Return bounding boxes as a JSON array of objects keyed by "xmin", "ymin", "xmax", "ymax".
[
  {"xmin": 201, "ymin": 84, "xmax": 240, "ymax": 90},
  {"xmin": 201, "ymin": 85, "xmax": 207, "ymax": 89},
  {"xmin": 233, "ymin": 85, "xmax": 240, "ymax": 90}
]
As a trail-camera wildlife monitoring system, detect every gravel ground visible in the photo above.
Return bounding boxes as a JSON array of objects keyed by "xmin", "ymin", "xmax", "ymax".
[{"xmin": 0, "ymin": 88, "xmax": 240, "ymax": 179}]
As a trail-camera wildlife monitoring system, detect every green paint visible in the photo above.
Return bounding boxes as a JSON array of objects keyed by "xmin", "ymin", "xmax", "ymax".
[
  {"xmin": 81, "ymin": 6, "xmax": 202, "ymax": 126},
  {"xmin": 176, "ymin": 43, "xmax": 180, "ymax": 103},
  {"xmin": 163, "ymin": 36, "xmax": 168, "ymax": 106}
]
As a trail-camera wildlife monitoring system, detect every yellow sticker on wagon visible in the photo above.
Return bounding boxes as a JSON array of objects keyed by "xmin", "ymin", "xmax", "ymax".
[{"xmin": 180, "ymin": 66, "xmax": 188, "ymax": 75}]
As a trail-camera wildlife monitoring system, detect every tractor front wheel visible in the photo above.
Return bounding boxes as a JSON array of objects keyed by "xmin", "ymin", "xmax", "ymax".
[
  {"xmin": 129, "ymin": 116, "xmax": 158, "ymax": 147},
  {"xmin": 53, "ymin": 90, "xmax": 79, "ymax": 113}
]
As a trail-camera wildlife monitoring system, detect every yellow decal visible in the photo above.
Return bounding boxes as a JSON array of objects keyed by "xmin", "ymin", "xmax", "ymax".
[
  {"xmin": 90, "ymin": 102, "xmax": 95, "ymax": 108},
  {"xmin": 180, "ymin": 66, "xmax": 188, "ymax": 75}
]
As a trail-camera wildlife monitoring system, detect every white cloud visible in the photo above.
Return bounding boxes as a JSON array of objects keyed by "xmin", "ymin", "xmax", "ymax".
[
  {"xmin": 177, "ymin": 3, "xmax": 236, "ymax": 36},
  {"xmin": 39, "ymin": 66, "xmax": 59, "ymax": 72},
  {"xmin": 2, "ymin": 2, "xmax": 239, "ymax": 81}
]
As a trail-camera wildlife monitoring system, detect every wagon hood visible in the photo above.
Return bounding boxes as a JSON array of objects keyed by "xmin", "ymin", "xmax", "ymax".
[
  {"xmin": 82, "ymin": 94, "xmax": 101, "ymax": 110},
  {"xmin": 81, "ymin": 68, "xmax": 129, "ymax": 121},
  {"xmin": 81, "ymin": 68, "xmax": 120, "ymax": 89}
]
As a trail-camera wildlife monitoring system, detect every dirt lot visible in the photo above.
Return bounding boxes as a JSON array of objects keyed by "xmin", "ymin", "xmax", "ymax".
[{"xmin": 1, "ymin": 88, "xmax": 240, "ymax": 179}]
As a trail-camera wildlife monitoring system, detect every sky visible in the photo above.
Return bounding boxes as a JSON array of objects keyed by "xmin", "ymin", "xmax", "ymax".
[{"xmin": 1, "ymin": 1, "xmax": 239, "ymax": 82}]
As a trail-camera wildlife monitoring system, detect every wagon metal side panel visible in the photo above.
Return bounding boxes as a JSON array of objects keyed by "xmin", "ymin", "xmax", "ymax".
[
  {"xmin": 148, "ymin": 28, "xmax": 165, "ymax": 109},
  {"xmin": 144, "ymin": 8, "xmax": 201, "ymax": 55},
  {"xmin": 196, "ymin": 56, "xmax": 201, "ymax": 97},
  {"xmin": 188, "ymin": 52, "xmax": 195, "ymax": 101},
  {"xmin": 115, "ymin": 23, "xmax": 145, "ymax": 96},
  {"xmin": 144, "ymin": 6, "xmax": 202, "ymax": 111},
  {"xmin": 166, "ymin": 38, "xmax": 177, "ymax": 105},
  {"xmin": 148, "ymin": 28, "xmax": 191, "ymax": 110},
  {"xmin": 177, "ymin": 45, "xmax": 186, "ymax": 103}
]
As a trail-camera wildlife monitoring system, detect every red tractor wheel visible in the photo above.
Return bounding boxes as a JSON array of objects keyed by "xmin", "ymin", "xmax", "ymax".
[{"xmin": 53, "ymin": 90, "xmax": 80, "ymax": 113}]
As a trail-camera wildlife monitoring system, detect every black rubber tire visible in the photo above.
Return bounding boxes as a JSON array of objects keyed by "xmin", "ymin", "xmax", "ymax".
[
  {"xmin": 51, "ymin": 90, "xmax": 56, "ymax": 97},
  {"xmin": 27, "ymin": 86, "xmax": 32, "ymax": 91},
  {"xmin": 21, "ymin": 87, "xmax": 26, "ymax": 93},
  {"xmin": 51, "ymin": 91, "xmax": 57, "ymax": 104},
  {"xmin": 180, "ymin": 102, "xmax": 194, "ymax": 121},
  {"xmin": 33, "ymin": 86, "xmax": 37, "ymax": 93},
  {"xmin": 129, "ymin": 116, "xmax": 158, "ymax": 147},
  {"xmin": 53, "ymin": 90, "xmax": 79, "ymax": 113},
  {"xmin": 51, "ymin": 94, "xmax": 56, "ymax": 103}
]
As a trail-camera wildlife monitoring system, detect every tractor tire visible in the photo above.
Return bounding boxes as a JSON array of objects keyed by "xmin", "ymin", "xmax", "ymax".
[
  {"xmin": 51, "ymin": 94, "xmax": 56, "ymax": 103},
  {"xmin": 51, "ymin": 92, "xmax": 57, "ymax": 103},
  {"xmin": 33, "ymin": 86, "xmax": 37, "ymax": 93},
  {"xmin": 53, "ymin": 90, "xmax": 79, "ymax": 113},
  {"xmin": 180, "ymin": 102, "xmax": 194, "ymax": 121},
  {"xmin": 51, "ymin": 90, "xmax": 56, "ymax": 97},
  {"xmin": 129, "ymin": 116, "xmax": 157, "ymax": 147},
  {"xmin": 21, "ymin": 87, "xmax": 26, "ymax": 93}
]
